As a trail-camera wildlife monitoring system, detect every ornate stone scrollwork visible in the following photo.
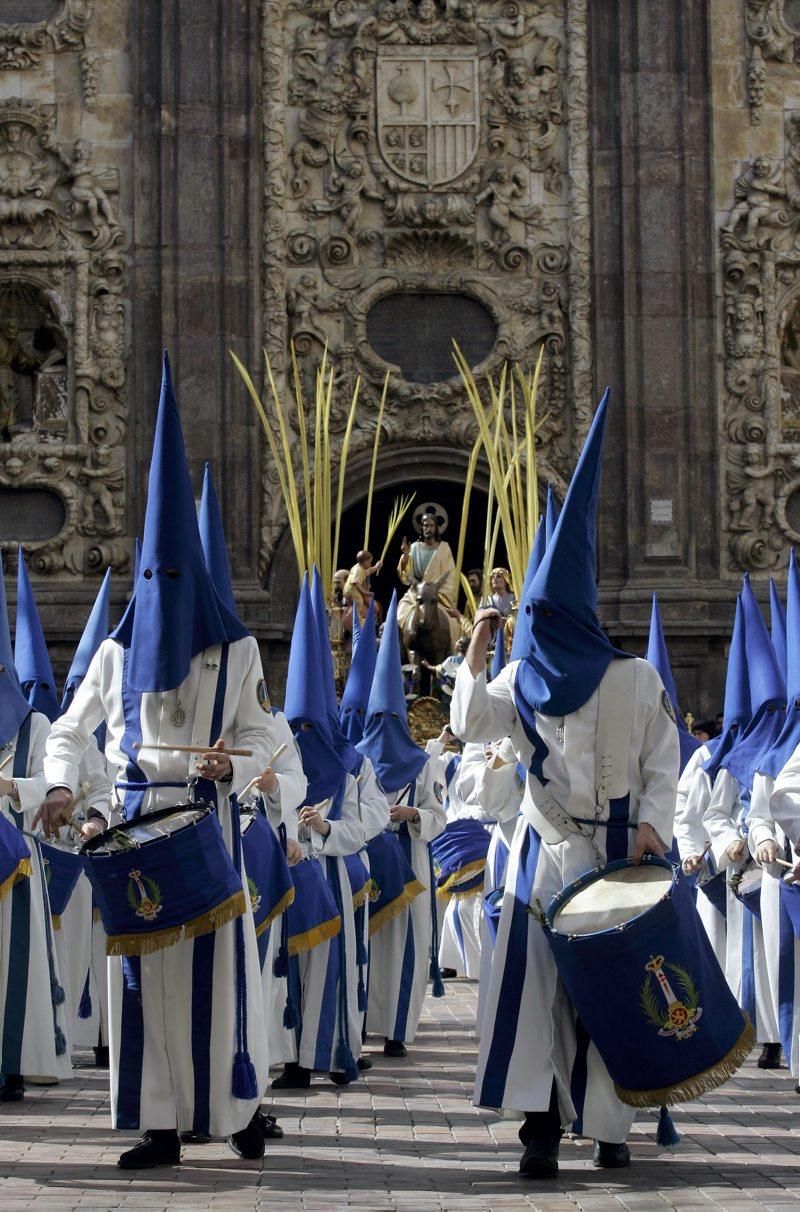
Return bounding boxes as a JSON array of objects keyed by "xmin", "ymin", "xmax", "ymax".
[
  {"xmin": 0, "ymin": 97, "xmax": 128, "ymax": 578},
  {"xmin": 0, "ymin": 1, "xmax": 93, "ymax": 71},
  {"xmin": 259, "ymin": 0, "xmax": 592, "ymax": 579},
  {"xmin": 744, "ymin": 2, "xmax": 800, "ymax": 124},
  {"xmin": 721, "ymin": 111, "xmax": 800, "ymax": 570}
]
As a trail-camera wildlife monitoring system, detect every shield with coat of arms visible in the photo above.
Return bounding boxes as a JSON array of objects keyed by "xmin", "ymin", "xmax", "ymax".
[{"xmin": 376, "ymin": 45, "xmax": 480, "ymax": 188}]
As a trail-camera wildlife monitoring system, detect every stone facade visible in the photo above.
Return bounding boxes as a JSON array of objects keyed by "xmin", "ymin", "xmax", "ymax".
[{"xmin": 2, "ymin": 1, "xmax": 796, "ymax": 715}]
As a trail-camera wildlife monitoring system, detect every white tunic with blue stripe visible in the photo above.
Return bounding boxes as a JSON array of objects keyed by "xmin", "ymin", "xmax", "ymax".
[
  {"xmin": 451, "ymin": 657, "xmax": 677, "ymax": 1142},
  {"xmin": 673, "ymin": 745, "xmax": 727, "ymax": 970},
  {"xmin": 44, "ymin": 636, "xmax": 275, "ymax": 1136}
]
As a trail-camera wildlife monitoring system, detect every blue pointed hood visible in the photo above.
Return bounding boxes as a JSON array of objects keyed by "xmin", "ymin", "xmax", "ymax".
[
  {"xmin": 62, "ymin": 569, "xmax": 111, "ymax": 710},
  {"xmin": 340, "ymin": 599, "xmax": 376, "ymax": 744},
  {"xmin": 112, "ymin": 352, "xmax": 247, "ymax": 692},
  {"xmin": 510, "ymin": 516, "xmax": 546, "ymax": 661},
  {"xmin": 133, "ymin": 537, "xmax": 142, "ymax": 585},
  {"xmin": 490, "ymin": 628, "xmax": 507, "ymax": 680},
  {"xmin": 514, "ymin": 389, "xmax": 629, "ymax": 717},
  {"xmin": 284, "ymin": 578, "xmax": 347, "ymax": 802},
  {"xmin": 309, "ymin": 566, "xmax": 360, "ymax": 774},
  {"xmin": 14, "ymin": 550, "xmax": 60, "ymax": 722},
  {"xmin": 704, "ymin": 594, "xmax": 750, "ymax": 780},
  {"xmin": 759, "ymin": 551, "xmax": 800, "ymax": 780},
  {"xmin": 770, "ymin": 577, "xmax": 787, "ymax": 683},
  {"xmin": 0, "ymin": 561, "xmax": 31, "ymax": 745},
  {"xmin": 646, "ymin": 594, "xmax": 700, "ymax": 773},
  {"xmin": 356, "ymin": 592, "xmax": 427, "ymax": 791},
  {"xmin": 351, "ymin": 603, "xmax": 361, "ymax": 654},
  {"xmin": 720, "ymin": 575, "xmax": 786, "ymax": 793},
  {"xmin": 199, "ymin": 462, "xmax": 238, "ymax": 618},
  {"xmin": 545, "ymin": 484, "xmax": 560, "ymax": 544}
]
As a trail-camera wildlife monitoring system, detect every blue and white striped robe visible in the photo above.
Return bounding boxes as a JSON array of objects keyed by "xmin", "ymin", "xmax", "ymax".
[
  {"xmin": 674, "ymin": 745, "xmax": 727, "ymax": 971},
  {"xmin": 44, "ymin": 636, "xmax": 275, "ymax": 1136},
  {"xmin": 451, "ymin": 657, "xmax": 678, "ymax": 1144},
  {"xmin": 1, "ymin": 712, "xmax": 72, "ymax": 1081}
]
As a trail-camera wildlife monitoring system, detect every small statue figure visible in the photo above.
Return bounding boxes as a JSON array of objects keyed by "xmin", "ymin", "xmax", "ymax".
[
  {"xmin": 78, "ymin": 443, "xmax": 122, "ymax": 533},
  {"xmin": 728, "ymin": 443, "xmax": 776, "ymax": 533},
  {"xmin": 67, "ymin": 140, "xmax": 117, "ymax": 236},
  {"xmin": 723, "ymin": 156, "xmax": 786, "ymax": 243},
  {"xmin": 0, "ymin": 317, "xmax": 39, "ymax": 441}
]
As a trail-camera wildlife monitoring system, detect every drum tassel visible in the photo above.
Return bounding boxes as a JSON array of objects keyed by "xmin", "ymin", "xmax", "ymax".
[
  {"xmin": 614, "ymin": 1015, "xmax": 756, "ymax": 1107},
  {"xmin": 656, "ymin": 1105, "xmax": 680, "ymax": 1147}
]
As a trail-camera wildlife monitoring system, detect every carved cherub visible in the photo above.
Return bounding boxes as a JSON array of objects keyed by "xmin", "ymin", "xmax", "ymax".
[
  {"xmin": 67, "ymin": 140, "xmax": 117, "ymax": 235},
  {"xmin": 476, "ymin": 163, "xmax": 540, "ymax": 245},
  {"xmin": 728, "ymin": 442, "xmax": 776, "ymax": 532},
  {"xmin": 723, "ymin": 156, "xmax": 786, "ymax": 242},
  {"xmin": 78, "ymin": 443, "xmax": 122, "ymax": 534},
  {"xmin": 303, "ymin": 157, "xmax": 382, "ymax": 232}
]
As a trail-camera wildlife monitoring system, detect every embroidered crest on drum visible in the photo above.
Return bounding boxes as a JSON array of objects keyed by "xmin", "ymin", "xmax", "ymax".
[
  {"xmin": 127, "ymin": 868, "xmax": 164, "ymax": 923},
  {"xmin": 256, "ymin": 678, "xmax": 271, "ymax": 713},
  {"xmin": 247, "ymin": 875, "xmax": 262, "ymax": 916},
  {"xmin": 640, "ymin": 954, "xmax": 703, "ymax": 1040},
  {"xmin": 661, "ymin": 690, "xmax": 676, "ymax": 723}
]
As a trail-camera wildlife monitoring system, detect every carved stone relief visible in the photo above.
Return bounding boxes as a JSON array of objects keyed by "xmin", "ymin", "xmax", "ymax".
[
  {"xmin": 744, "ymin": 1, "xmax": 800, "ymax": 123},
  {"xmin": 259, "ymin": 0, "xmax": 592, "ymax": 580},
  {"xmin": 720, "ymin": 112, "xmax": 800, "ymax": 568},
  {"xmin": 0, "ymin": 96, "xmax": 128, "ymax": 577},
  {"xmin": 0, "ymin": 1, "xmax": 93, "ymax": 71}
]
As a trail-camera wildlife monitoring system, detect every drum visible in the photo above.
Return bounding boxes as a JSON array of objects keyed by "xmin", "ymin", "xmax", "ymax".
[
  {"xmin": 694, "ymin": 854, "xmax": 727, "ymax": 917},
  {"xmin": 544, "ymin": 856, "xmax": 754, "ymax": 1107},
  {"xmin": 240, "ymin": 809, "xmax": 294, "ymax": 937},
  {"xmin": 365, "ymin": 830, "xmax": 424, "ymax": 937},
  {"xmin": 285, "ymin": 857, "xmax": 341, "ymax": 955},
  {"xmin": 343, "ymin": 852, "xmax": 371, "ymax": 909},
  {"xmin": 80, "ymin": 803, "xmax": 246, "ymax": 956},
  {"xmin": 431, "ymin": 818, "xmax": 491, "ymax": 901},
  {"xmin": 0, "ymin": 813, "xmax": 31, "ymax": 902},
  {"xmin": 730, "ymin": 862, "xmax": 762, "ymax": 920},
  {"xmin": 39, "ymin": 839, "xmax": 83, "ymax": 928}
]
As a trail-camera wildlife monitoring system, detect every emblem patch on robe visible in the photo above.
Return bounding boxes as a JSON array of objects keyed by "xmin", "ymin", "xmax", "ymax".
[
  {"xmin": 661, "ymin": 690, "xmax": 676, "ymax": 722},
  {"xmin": 256, "ymin": 678, "xmax": 271, "ymax": 712},
  {"xmin": 640, "ymin": 954, "xmax": 702, "ymax": 1040}
]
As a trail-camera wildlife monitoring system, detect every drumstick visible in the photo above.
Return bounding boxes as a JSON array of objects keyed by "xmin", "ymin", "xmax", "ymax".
[
  {"xmin": 133, "ymin": 743, "xmax": 253, "ymax": 757},
  {"xmin": 0, "ymin": 752, "xmax": 13, "ymax": 773},
  {"xmin": 239, "ymin": 743, "xmax": 289, "ymax": 801}
]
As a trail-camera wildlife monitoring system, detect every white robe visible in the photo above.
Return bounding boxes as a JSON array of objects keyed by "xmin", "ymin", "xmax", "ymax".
[
  {"xmin": 44, "ymin": 635, "xmax": 275, "ymax": 1136},
  {"xmin": 451, "ymin": 657, "xmax": 678, "ymax": 1142},
  {"xmin": 762, "ymin": 752, "xmax": 800, "ymax": 1075},
  {"xmin": 1, "ymin": 712, "xmax": 72, "ymax": 1081},
  {"xmin": 673, "ymin": 745, "xmax": 726, "ymax": 970},
  {"xmin": 366, "ymin": 758, "xmax": 447, "ymax": 1042}
]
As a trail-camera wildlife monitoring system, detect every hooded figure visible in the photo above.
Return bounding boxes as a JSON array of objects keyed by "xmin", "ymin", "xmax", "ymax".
[
  {"xmin": 14, "ymin": 551, "xmax": 60, "ymax": 723},
  {"xmin": 340, "ymin": 600, "xmax": 376, "ymax": 745},
  {"xmin": 703, "ymin": 595, "xmax": 750, "ymax": 784},
  {"xmin": 199, "ymin": 462, "xmax": 238, "ymax": 619},
  {"xmin": 42, "ymin": 351, "xmax": 288, "ymax": 1168},
  {"xmin": 510, "ymin": 516, "xmax": 546, "ymax": 662},
  {"xmin": 452, "ymin": 390, "xmax": 683, "ymax": 1178},
  {"xmin": 112, "ymin": 354, "xmax": 247, "ymax": 694},
  {"xmin": 544, "ymin": 484, "xmax": 560, "ymax": 545},
  {"xmin": 770, "ymin": 578, "xmax": 788, "ymax": 686},
  {"xmin": 62, "ymin": 570, "xmax": 111, "ymax": 712},
  {"xmin": 646, "ymin": 594, "xmax": 701, "ymax": 774},
  {"xmin": 0, "ymin": 561, "xmax": 31, "ymax": 747}
]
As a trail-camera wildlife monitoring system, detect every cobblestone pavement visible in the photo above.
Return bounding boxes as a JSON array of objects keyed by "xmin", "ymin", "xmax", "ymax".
[{"xmin": 1, "ymin": 980, "xmax": 798, "ymax": 1212}]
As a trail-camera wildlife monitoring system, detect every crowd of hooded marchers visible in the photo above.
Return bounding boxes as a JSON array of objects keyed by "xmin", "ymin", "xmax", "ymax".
[{"xmin": 1, "ymin": 352, "xmax": 799, "ymax": 1181}]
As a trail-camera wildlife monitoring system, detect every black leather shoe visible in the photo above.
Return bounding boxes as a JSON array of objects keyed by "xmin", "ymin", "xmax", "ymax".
[
  {"xmin": 592, "ymin": 1140, "xmax": 631, "ymax": 1168},
  {"xmin": 254, "ymin": 1108, "xmax": 284, "ymax": 1139},
  {"xmin": 757, "ymin": 1043, "xmax": 783, "ymax": 1069},
  {"xmin": 384, "ymin": 1038, "xmax": 407, "ymax": 1058},
  {"xmin": 0, "ymin": 1074, "xmax": 24, "ymax": 1102},
  {"xmin": 94, "ymin": 1045, "xmax": 110, "ymax": 1068},
  {"xmin": 329, "ymin": 1070, "xmax": 356, "ymax": 1086},
  {"xmin": 519, "ymin": 1139, "xmax": 559, "ymax": 1179},
  {"xmin": 118, "ymin": 1130, "xmax": 181, "ymax": 1169},
  {"xmin": 179, "ymin": 1131, "xmax": 211, "ymax": 1145},
  {"xmin": 227, "ymin": 1116, "xmax": 266, "ymax": 1160},
  {"xmin": 357, "ymin": 1056, "xmax": 372, "ymax": 1071},
  {"xmin": 271, "ymin": 1062, "xmax": 310, "ymax": 1089},
  {"xmin": 440, "ymin": 967, "xmax": 458, "ymax": 979}
]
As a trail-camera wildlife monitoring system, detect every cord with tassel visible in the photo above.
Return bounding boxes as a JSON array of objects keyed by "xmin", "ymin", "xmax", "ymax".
[{"xmin": 230, "ymin": 794, "xmax": 259, "ymax": 1100}]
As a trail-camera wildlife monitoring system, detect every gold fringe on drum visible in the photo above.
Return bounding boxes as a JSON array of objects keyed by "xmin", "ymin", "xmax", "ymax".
[
  {"xmin": 255, "ymin": 886, "xmax": 296, "ymax": 939},
  {"xmin": 368, "ymin": 878, "xmax": 426, "ymax": 938},
  {"xmin": 104, "ymin": 888, "xmax": 248, "ymax": 957},
  {"xmin": 352, "ymin": 883, "xmax": 372, "ymax": 912},
  {"xmin": 287, "ymin": 913, "xmax": 342, "ymax": 957},
  {"xmin": 613, "ymin": 1015, "xmax": 756, "ymax": 1108},
  {"xmin": 436, "ymin": 858, "xmax": 488, "ymax": 900},
  {"xmin": 0, "ymin": 856, "xmax": 31, "ymax": 903}
]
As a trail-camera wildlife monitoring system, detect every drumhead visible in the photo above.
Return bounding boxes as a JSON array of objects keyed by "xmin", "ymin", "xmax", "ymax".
[
  {"xmin": 84, "ymin": 803, "xmax": 209, "ymax": 855},
  {"xmin": 551, "ymin": 864, "xmax": 672, "ymax": 936}
]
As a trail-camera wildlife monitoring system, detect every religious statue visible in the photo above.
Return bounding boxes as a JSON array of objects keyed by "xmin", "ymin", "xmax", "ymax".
[
  {"xmin": 728, "ymin": 443, "xmax": 777, "ymax": 532},
  {"xmin": 78, "ymin": 443, "xmax": 123, "ymax": 533},
  {"xmin": 67, "ymin": 140, "xmax": 118, "ymax": 239},
  {"xmin": 396, "ymin": 503, "xmax": 461, "ymax": 654},
  {"xmin": 0, "ymin": 316, "xmax": 39, "ymax": 440},
  {"xmin": 723, "ymin": 156, "xmax": 786, "ymax": 243}
]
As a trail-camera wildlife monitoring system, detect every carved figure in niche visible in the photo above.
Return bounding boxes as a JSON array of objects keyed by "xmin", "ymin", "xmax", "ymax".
[
  {"xmin": 290, "ymin": 38, "xmax": 366, "ymax": 197},
  {"xmin": 723, "ymin": 156, "xmax": 786, "ymax": 242},
  {"xmin": 488, "ymin": 42, "xmax": 562, "ymax": 164},
  {"xmin": 0, "ymin": 317, "xmax": 40, "ymax": 440},
  {"xmin": 729, "ymin": 443, "xmax": 777, "ymax": 532},
  {"xmin": 476, "ymin": 163, "xmax": 541, "ymax": 246},
  {"xmin": 287, "ymin": 272, "xmax": 329, "ymax": 350},
  {"xmin": 78, "ymin": 443, "xmax": 123, "ymax": 534},
  {"xmin": 67, "ymin": 140, "xmax": 117, "ymax": 238},
  {"xmin": 303, "ymin": 157, "xmax": 382, "ymax": 232},
  {"xmin": 724, "ymin": 292, "xmax": 764, "ymax": 359},
  {"xmin": 90, "ymin": 292, "xmax": 124, "ymax": 383},
  {"xmin": 0, "ymin": 122, "xmax": 49, "ymax": 199}
]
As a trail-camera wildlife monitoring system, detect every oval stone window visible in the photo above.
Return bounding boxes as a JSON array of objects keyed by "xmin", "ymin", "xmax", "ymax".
[
  {"xmin": 0, "ymin": 486, "xmax": 66, "ymax": 542},
  {"xmin": 366, "ymin": 292, "xmax": 497, "ymax": 383},
  {"xmin": 1, "ymin": 1, "xmax": 61, "ymax": 20}
]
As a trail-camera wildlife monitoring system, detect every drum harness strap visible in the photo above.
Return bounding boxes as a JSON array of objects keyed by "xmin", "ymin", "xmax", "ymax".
[{"xmin": 523, "ymin": 660, "xmax": 637, "ymax": 864}]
